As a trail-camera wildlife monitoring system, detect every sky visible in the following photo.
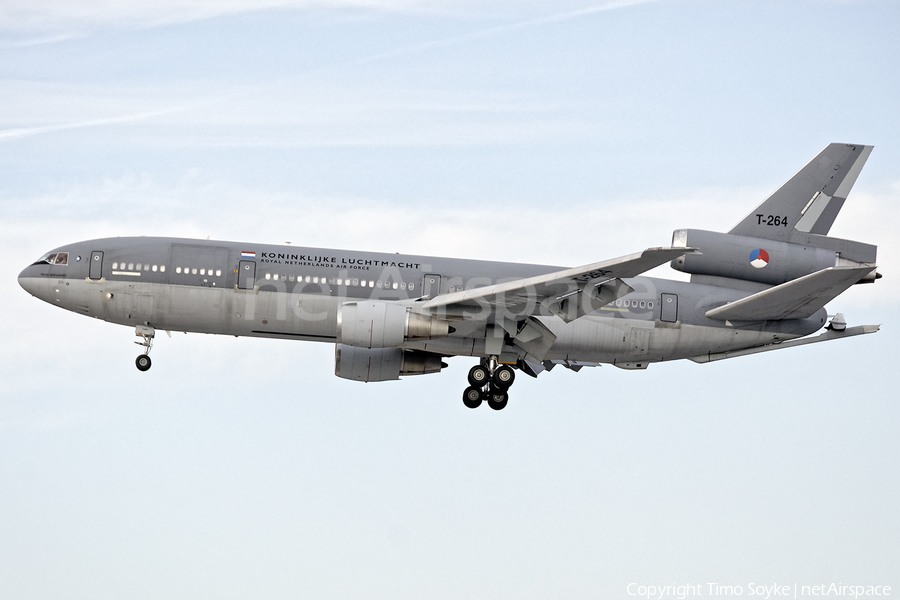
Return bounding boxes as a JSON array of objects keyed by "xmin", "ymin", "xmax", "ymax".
[{"xmin": 1, "ymin": 1, "xmax": 898, "ymax": 598}]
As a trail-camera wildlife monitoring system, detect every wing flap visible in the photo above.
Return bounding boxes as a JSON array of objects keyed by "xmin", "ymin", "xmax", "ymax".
[
  {"xmin": 705, "ymin": 265, "xmax": 876, "ymax": 321},
  {"xmin": 421, "ymin": 247, "xmax": 691, "ymax": 315}
]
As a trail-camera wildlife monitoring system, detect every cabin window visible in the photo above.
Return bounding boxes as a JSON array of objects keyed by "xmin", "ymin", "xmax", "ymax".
[
  {"xmin": 160, "ymin": 266, "xmax": 165, "ymax": 272},
  {"xmin": 215, "ymin": 269, "xmax": 221, "ymax": 276},
  {"xmin": 200, "ymin": 269, "xmax": 206, "ymax": 275},
  {"xmin": 136, "ymin": 263, "xmax": 142, "ymax": 270},
  {"xmin": 176, "ymin": 267, "xmax": 182, "ymax": 274},
  {"xmin": 112, "ymin": 262, "xmax": 119, "ymax": 269},
  {"xmin": 152, "ymin": 265, "xmax": 158, "ymax": 272}
]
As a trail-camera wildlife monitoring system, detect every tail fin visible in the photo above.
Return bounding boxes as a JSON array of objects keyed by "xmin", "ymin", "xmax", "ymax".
[
  {"xmin": 729, "ymin": 143, "xmax": 873, "ymax": 242},
  {"xmin": 671, "ymin": 143, "xmax": 878, "ymax": 286}
]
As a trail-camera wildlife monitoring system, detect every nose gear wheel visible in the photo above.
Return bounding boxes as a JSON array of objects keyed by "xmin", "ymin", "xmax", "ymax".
[{"xmin": 134, "ymin": 325, "xmax": 155, "ymax": 372}]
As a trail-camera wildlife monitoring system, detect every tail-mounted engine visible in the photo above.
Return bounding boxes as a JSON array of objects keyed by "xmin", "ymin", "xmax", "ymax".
[{"xmin": 670, "ymin": 229, "xmax": 877, "ymax": 286}]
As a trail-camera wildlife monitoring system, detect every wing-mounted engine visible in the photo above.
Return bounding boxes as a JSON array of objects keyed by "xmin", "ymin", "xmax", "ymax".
[
  {"xmin": 337, "ymin": 301, "xmax": 453, "ymax": 349},
  {"xmin": 334, "ymin": 344, "xmax": 446, "ymax": 382}
]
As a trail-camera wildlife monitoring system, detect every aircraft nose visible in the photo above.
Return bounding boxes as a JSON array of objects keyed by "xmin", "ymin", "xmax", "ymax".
[{"xmin": 18, "ymin": 265, "xmax": 42, "ymax": 296}]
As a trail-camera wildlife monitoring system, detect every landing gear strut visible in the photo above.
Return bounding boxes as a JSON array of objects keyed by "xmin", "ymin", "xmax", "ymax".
[
  {"xmin": 462, "ymin": 358, "xmax": 515, "ymax": 410},
  {"xmin": 134, "ymin": 325, "xmax": 155, "ymax": 372}
]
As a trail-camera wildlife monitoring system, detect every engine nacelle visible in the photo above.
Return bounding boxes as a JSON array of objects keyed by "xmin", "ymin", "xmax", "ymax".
[
  {"xmin": 334, "ymin": 344, "xmax": 445, "ymax": 382},
  {"xmin": 337, "ymin": 301, "xmax": 451, "ymax": 349},
  {"xmin": 671, "ymin": 229, "xmax": 838, "ymax": 285}
]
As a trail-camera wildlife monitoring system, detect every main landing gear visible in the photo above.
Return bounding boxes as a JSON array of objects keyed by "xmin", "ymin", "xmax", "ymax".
[
  {"xmin": 134, "ymin": 325, "xmax": 155, "ymax": 372},
  {"xmin": 463, "ymin": 358, "xmax": 516, "ymax": 411}
]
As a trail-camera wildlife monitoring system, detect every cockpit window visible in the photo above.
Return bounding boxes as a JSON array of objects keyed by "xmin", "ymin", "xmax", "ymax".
[{"xmin": 32, "ymin": 252, "xmax": 69, "ymax": 266}]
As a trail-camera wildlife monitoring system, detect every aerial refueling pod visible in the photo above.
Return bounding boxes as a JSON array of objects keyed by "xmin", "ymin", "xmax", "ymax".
[
  {"xmin": 334, "ymin": 344, "xmax": 446, "ymax": 382},
  {"xmin": 670, "ymin": 229, "xmax": 878, "ymax": 286},
  {"xmin": 337, "ymin": 301, "xmax": 452, "ymax": 349}
]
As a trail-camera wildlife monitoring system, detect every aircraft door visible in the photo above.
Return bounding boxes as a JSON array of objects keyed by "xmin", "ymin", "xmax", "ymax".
[
  {"xmin": 89, "ymin": 251, "xmax": 103, "ymax": 280},
  {"xmin": 423, "ymin": 274, "xmax": 441, "ymax": 298},
  {"xmin": 660, "ymin": 293, "xmax": 678, "ymax": 322},
  {"xmin": 238, "ymin": 261, "xmax": 256, "ymax": 290}
]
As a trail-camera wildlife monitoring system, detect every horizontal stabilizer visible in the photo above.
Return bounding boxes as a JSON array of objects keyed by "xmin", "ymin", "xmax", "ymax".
[
  {"xmin": 705, "ymin": 265, "xmax": 875, "ymax": 321},
  {"xmin": 689, "ymin": 324, "xmax": 880, "ymax": 363}
]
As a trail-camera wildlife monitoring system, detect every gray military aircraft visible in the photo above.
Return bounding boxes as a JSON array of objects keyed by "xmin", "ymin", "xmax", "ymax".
[{"xmin": 19, "ymin": 143, "xmax": 880, "ymax": 410}]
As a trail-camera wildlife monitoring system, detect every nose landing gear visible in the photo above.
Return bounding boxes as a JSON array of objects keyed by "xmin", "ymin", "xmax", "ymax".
[
  {"xmin": 463, "ymin": 358, "xmax": 515, "ymax": 410},
  {"xmin": 134, "ymin": 325, "xmax": 155, "ymax": 371}
]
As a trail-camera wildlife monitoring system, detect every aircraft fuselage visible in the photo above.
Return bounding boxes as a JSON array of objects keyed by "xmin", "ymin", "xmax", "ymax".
[{"xmin": 18, "ymin": 236, "xmax": 825, "ymax": 368}]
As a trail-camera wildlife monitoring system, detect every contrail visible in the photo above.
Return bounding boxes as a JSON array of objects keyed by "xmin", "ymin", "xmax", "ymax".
[
  {"xmin": 0, "ymin": 0, "xmax": 658, "ymax": 144},
  {"xmin": 0, "ymin": 106, "xmax": 196, "ymax": 143},
  {"xmin": 351, "ymin": 0, "xmax": 660, "ymax": 66}
]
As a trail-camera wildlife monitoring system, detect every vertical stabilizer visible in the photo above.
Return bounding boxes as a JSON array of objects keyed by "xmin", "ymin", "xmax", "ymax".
[{"xmin": 729, "ymin": 143, "xmax": 873, "ymax": 242}]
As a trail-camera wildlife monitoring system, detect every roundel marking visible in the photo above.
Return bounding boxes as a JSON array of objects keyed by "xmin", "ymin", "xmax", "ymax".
[{"xmin": 749, "ymin": 248, "xmax": 770, "ymax": 269}]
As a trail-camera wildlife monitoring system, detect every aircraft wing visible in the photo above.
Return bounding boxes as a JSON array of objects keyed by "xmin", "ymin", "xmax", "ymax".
[
  {"xmin": 705, "ymin": 265, "xmax": 876, "ymax": 321},
  {"xmin": 421, "ymin": 247, "xmax": 692, "ymax": 322}
]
